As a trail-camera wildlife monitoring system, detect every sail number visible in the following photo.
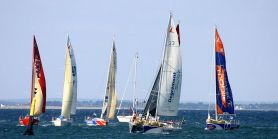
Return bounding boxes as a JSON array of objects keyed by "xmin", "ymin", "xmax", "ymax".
[
  {"xmin": 72, "ymin": 66, "xmax": 76, "ymax": 76},
  {"xmin": 168, "ymin": 41, "xmax": 175, "ymax": 47}
]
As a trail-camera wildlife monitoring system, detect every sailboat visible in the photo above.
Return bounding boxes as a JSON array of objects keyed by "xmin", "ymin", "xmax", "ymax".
[
  {"xmin": 85, "ymin": 38, "xmax": 117, "ymax": 126},
  {"xmin": 117, "ymin": 53, "xmax": 139, "ymax": 123},
  {"xmin": 21, "ymin": 35, "xmax": 46, "ymax": 135},
  {"xmin": 129, "ymin": 13, "xmax": 182, "ymax": 134},
  {"xmin": 205, "ymin": 28, "xmax": 240, "ymax": 130},
  {"xmin": 52, "ymin": 36, "xmax": 77, "ymax": 126}
]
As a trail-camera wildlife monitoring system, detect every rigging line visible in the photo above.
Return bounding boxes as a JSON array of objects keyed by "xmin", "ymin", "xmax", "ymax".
[
  {"xmin": 117, "ymin": 56, "xmax": 134, "ymax": 115},
  {"xmin": 162, "ymin": 59, "xmax": 180, "ymax": 72},
  {"xmin": 144, "ymin": 66, "xmax": 161, "ymax": 100},
  {"xmin": 143, "ymin": 64, "xmax": 161, "ymax": 104},
  {"xmin": 143, "ymin": 65, "xmax": 161, "ymax": 114},
  {"xmin": 132, "ymin": 52, "xmax": 138, "ymax": 114},
  {"xmin": 169, "ymin": 0, "xmax": 174, "ymax": 13},
  {"xmin": 208, "ymin": 27, "xmax": 215, "ymax": 116}
]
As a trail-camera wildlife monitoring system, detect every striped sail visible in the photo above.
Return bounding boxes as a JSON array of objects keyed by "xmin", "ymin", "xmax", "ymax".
[
  {"xmin": 61, "ymin": 36, "xmax": 77, "ymax": 118},
  {"xmin": 101, "ymin": 40, "xmax": 117, "ymax": 120},
  {"xmin": 157, "ymin": 14, "xmax": 182, "ymax": 116},
  {"xmin": 215, "ymin": 29, "xmax": 234, "ymax": 115},
  {"xmin": 29, "ymin": 36, "xmax": 46, "ymax": 117}
]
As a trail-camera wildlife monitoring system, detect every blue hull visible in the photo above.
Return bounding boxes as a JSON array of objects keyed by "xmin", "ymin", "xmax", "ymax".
[
  {"xmin": 206, "ymin": 123, "xmax": 240, "ymax": 130},
  {"xmin": 129, "ymin": 123, "xmax": 162, "ymax": 134}
]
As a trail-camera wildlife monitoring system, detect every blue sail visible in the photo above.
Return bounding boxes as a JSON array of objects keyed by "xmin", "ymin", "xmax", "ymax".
[{"xmin": 215, "ymin": 29, "xmax": 235, "ymax": 115}]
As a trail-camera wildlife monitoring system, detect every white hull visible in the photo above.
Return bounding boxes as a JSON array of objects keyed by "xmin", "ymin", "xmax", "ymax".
[
  {"xmin": 85, "ymin": 120, "xmax": 96, "ymax": 126},
  {"xmin": 161, "ymin": 121, "xmax": 183, "ymax": 131},
  {"xmin": 117, "ymin": 115, "xmax": 132, "ymax": 123},
  {"xmin": 205, "ymin": 123, "xmax": 224, "ymax": 130},
  {"xmin": 144, "ymin": 126, "xmax": 163, "ymax": 134},
  {"xmin": 52, "ymin": 118, "xmax": 73, "ymax": 126},
  {"xmin": 163, "ymin": 124, "xmax": 182, "ymax": 131}
]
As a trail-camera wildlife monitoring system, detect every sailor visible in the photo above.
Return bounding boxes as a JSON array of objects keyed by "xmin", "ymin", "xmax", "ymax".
[{"xmin": 132, "ymin": 112, "xmax": 136, "ymax": 122}]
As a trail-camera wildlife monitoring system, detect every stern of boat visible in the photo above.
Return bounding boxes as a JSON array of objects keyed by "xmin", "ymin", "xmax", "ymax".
[
  {"xmin": 19, "ymin": 115, "xmax": 39, "ymax": 126},
  {"xmin": 52, "ymin": 117, "xmax": 73, "ymax": 126},
  {"xmin": 117, "ymin": 115, "xmax": 132, "ymax": 123},
  {"xmin": 85, "ymin": 118, "xmax": 106, "ymax": 126}
]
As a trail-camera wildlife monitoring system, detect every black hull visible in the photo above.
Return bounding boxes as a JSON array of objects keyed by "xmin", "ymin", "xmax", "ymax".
[{"xmin": 23, "ymin": 116, "xmax": 34, "ymax": 136}]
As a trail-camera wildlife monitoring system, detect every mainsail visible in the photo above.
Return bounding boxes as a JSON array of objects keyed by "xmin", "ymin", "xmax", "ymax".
[
  {"xmin": 29, "ymin": 36, "xmax": 46, "ymax": 117},
  {"xmin": 61, "ymin": 36, "xmax": 77, "ymax": 119},
  {"xmin": 157, "ymin": 14, "xmax": 182, "ymax": 116},
  {"xmin": 215, "ymin": 29, "xmax": 234, "ymax": 115},
  {"xmin": 101, "ymin": 40, "xmax": 117, "ymax": 120},
  {"xmin": 143, "ymin": 21, "xmax": 182, "ymax": 117}
]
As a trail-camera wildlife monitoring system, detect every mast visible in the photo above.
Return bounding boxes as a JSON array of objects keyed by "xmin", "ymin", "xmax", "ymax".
[
  {"xmin": 24, "ymin": 36, "xmax": 37, "ymax": 136},
  {"xmin": 155, "ymin": 13, "xmax": 172, "ymax": 118},
  {"xmin": 116, "ymin": 57, "xmax": 134, "ymax": 115},
  {"xmin": 132, "ymin": 53, "xmax": 138, "ymax": 114},
  {"xmin": 101, "ymin": 39, "xmax": 113, "ymax": 119},
  {"xmin": 214, "ymin": 27, "xmax": 218, "ymax": 120},
  {"xmin": 207, "ymin": 27, "xmax": 215, "ymax": 119}
]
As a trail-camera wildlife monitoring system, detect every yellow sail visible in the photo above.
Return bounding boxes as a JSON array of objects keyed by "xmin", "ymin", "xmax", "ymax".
[
  {"xmin": 29, "ymin": 98, "xmax": 36, "ymax": 116},
  {"xmin": 108, "ymin": 90, "xmax": 117, "ymax": 119},
  {"xmin": 101, "ymin": 39, "xmax": 117, "ymax": 120},
  {"xmin": 61, "ymin": 46, "xmax": 74, "ymax": 119}
]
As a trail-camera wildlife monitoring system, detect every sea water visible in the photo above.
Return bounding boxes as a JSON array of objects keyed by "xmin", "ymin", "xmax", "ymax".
[{"xmin": 0, "ymin": 109, "xmax": 277, "ymax": 138}]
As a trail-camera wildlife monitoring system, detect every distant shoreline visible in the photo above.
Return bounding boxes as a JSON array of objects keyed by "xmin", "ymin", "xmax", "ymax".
[{"xmin": 1, "ymin": 106, "xmax": 277, "ymax": 111}]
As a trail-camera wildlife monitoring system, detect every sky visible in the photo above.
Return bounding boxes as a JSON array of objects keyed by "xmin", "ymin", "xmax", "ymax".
[{"xmin": 0, "ymin": 0, "xmax": 277, "ymax": 103}]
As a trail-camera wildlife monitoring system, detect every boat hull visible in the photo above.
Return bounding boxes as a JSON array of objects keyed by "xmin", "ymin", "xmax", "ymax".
[
  {"xmin": 162, "ymin": 122, "xmax": 182, "ymax": 132},
  {"xmin": 19, "ymin": 115, "xmax": 39, "ymax": 126},
  {"xmin": 52, "ymin": 118, "xmax": 72, "ymax": 126},
  {"xmin": 205, "ymin": 122, "xmax": 240, "ymax": 130},
  {"xmin": 85, "ymin": 118, "xmax": 106, "ymax": 126},
  {"xmin": 129, "ymin": 122, "xmax": 163, "ymax": 134},
  {"xmin": 117, "ymin": 115, "xmax": 132, "ymax": 123}
]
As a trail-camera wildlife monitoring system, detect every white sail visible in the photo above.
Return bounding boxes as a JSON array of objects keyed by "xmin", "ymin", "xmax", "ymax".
[
  {"xmin": 157, "ymin": 14, "xmax": 182, "ymax": 116},
  {"xmin": 101, "ymin": 39, "xmax": 117, "ymax": 120},
  {"xmin": 61, "ymin": 36, "xmax": 77, "ymax": 118},
  {"xmin": 69, "ymin": 38, "xmax": 77, "ymax": 115}
]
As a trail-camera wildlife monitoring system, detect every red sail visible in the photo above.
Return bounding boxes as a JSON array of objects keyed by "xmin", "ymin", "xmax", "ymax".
[
  {"xmin": 31, "ymin": 36, "xmax": 46, "ymax": 113},
  {"xmin": 176, "ymin": 23, "xmax": 180, "ymax": 45}
]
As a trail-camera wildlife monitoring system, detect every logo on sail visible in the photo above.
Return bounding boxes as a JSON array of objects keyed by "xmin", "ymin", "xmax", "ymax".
[
  {"xmin": 217, "ymin": 66, "xmax": 227, "ymax": 108},
  {"xmin": 34, "ymin": 55, "xmax": 41, "ymax": 78},
  {"xmin": 168, "ymin": 72, "xmax": 177, "ymax": 103},
  {"xmin": 72, "ymin": 66, "xmax": 76, "ymax": 76}
]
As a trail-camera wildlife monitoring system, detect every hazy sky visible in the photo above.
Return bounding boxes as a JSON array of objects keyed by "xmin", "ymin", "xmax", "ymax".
[{"xmin": 0, "ymin": 0, "xmax": 277, "ymax": 102}]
